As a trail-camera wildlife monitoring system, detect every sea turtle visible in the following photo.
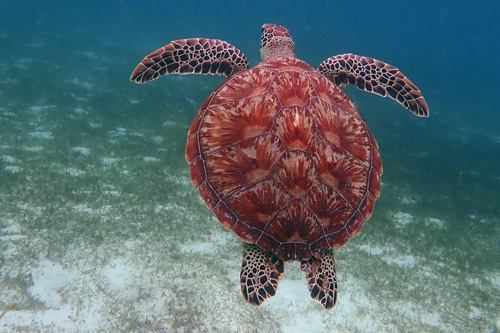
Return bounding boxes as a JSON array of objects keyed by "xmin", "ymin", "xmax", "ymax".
[{"xmin": 130, "ymin": 23, "xmax": 428, "ymax": 310}]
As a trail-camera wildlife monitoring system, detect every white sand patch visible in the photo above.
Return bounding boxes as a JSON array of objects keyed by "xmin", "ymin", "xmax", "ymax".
[
  {"xmin": 108, "ymin": 128, "xmax": 128, "ymax": 137},
  {"xmin": 209, "ymin": 230, "xmax": 232, "ymax": 247},
  {"xmin": 5, "ymin": 308, "xmax": 79, "ymax": 331},
  {"xmin": 28, "ymin": 260, "xmax": 77, "ymax": 308},
  {"xmin": 15, "ymin": 203, "xmax": 43, "ymax": 217},
  {"xmin": 73, "ymin": 107, "xmax": 88, "ymax": 115},
  {"xmin": 100, "ymin": 258, "xmax": 137, "ymax": 293},
  {"xmin": 88, "ymin": 121, "xmax": 102, "ymax": 128},
  {"xmin": 469, "ymin": 306, "xmax": 483, "ymax": 319},
  {"xmin": 1, "ymin": 155, "xmax": 17, "ymax": 163},
  {"xmin": 486, "ymin": 272, "xmax": 500, "ymax": 288},
  {"xmin": 359, "ymin": 244, "xmax": 384, "ymax": 256},
  {"xmin": 163, "ymin": 120, "xmax": 180, "ymax": 127},
  {"xmin": 392, "ymin": 301, "xmax": 441, "ymax": 327},
  {"xmin": 420, "ymin": 311, "xmax": 441, "ymax": 327},
  {"xmin": 4, "ymin": 165, "xmax": 21, "ymax": 173},
  {"xmin": 1, "ymin": 219, "xmax": 20, "ymax": 234},
  {"xmin": 29, "ymin": 105, "xmax": 54, "ymax": 114},
  {"xmin": 151, "ymin": 136, "xmax": 163, "ymax": 144},
  {"xmin": 154, "ymin": 203, "xmax": 188, "ymax": 213},
  {"xmin": 179, "ymin": 242, "xmax": 215, "ymax": 254},
  {"xmin": 82, "ymin": 51, "xmax": 97, "ymax": 59},
  {"xmin": 64, "ymin": 167, "xmax": 85, "ymax": 177},
  {"xmin": 382, "ymin": 254, "xmax": 418, "ymax": 268},
  {"xmin": 401, "ymin": 196, "xmax": 417, "ymax": 205},
  {"xmin": 425, "ymin": 217, "xmax": 446, "ymax": 229},
  {"xmin": 133, "ymin": 288, "xmax": 170, "ymax": 321},
  {"xmin": 73, "ymin": 204, "xmax": 94, "ymax": 214},
  {"xmin": 265, "ymin": 278, "xmax": 325, "ymax": 332},
  {"xmin": 29, "ymin": 131, "xmax": 54, "ymax": 140},
  {"xmin": 100, "ymin": 157, "xmax": 119, "ymax": 165},
  {"xmin": 393, "ymin": 211, "xmax": 414, "ymax": 228},
  {"xmin": 22, "ymin": 146, "xmax": 44, "ymax": 152},
  {"xmin": 467, "ymin": 277, "xmax": 481, "ymax": 286},
  {"xmin": 72, "ymin": 146, "xmax": 91, "ymax": 155},
  {"xmin": 103, "ymin": 190, "xmax": 120, "ymax": 196},
  {"xmin": 265, "ymin": 271, "xmax": 383, "ymax": 332},
  {"xmin": 0, "ymin": 234, "xmax": 27, "ymax": 241},
  {"xmin": 143, "ymin": 156, "xmax": 160, "ymax": 162},
  {"xmin": 65, "ymin": 78, "xmax": 94, "ymax": 90}
]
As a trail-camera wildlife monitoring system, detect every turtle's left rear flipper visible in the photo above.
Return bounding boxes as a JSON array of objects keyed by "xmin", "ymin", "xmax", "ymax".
[
  {"xmin": 318, "ymin": 54, "xmax": 429, "ymax": 117},
  {"xmin": 240, "ymin": 244, "xmax": 284, "ymax": 306},
  {"xmin": 131, "ymin": 38, "xmax": 249, "ymax": 83}
]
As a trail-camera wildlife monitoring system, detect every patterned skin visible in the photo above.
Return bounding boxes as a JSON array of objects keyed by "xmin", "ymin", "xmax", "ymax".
[{"xmin": 131, "ymin": 23, "xmax": 428, "ymax": 310}]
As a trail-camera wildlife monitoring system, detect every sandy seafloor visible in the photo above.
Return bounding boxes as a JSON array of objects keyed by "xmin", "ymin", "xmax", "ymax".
[{"xmin": 0, "ymin": 1, "xmax": 499, "ymax": 332}]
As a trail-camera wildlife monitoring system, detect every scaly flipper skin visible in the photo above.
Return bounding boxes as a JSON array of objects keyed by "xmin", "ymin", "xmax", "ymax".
[
  {"xmin": 301, "ymin": 251, "xmax": 338, "ymax": 310},
  {"xmin": 318, "ymin": 54, "xmax": 429, "ymax": 117},
  {"xmin": 240, "ymin": 244, "xmax": 284, "ymax": 306},
  {"xmin": 130, "ymin": 38, "xmax": 249, "ymax": 83}
]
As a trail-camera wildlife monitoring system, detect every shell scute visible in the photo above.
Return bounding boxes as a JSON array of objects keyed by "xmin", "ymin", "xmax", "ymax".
[
  {"xmin": 199, "ymin": 94, "xmax": 281, "ymax": 156},
  {"xmin": 268, "ymin": 71, "xmax": 315, "ymax": 107},
  {"xmin": 272, "ymin": 106, "xmax": 317, "ymax": 151},
  {"xmin": 227, "ymin": 179, "xmax": 292, "ymax": 232},
  {"xmin": 206, "ymin": 135, "xmax": 284, "ymax": 199}
]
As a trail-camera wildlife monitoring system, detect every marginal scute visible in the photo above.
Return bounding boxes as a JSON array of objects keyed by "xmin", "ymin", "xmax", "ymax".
[
  {"xmin": 212, "ymin": 202, "xmax": 237, "ymax": 230},
  {"xmin": 258, "ymin": 56, "xmax": 314, "ymax": 72},
  {"xmin": 212, "ymin": 68, "xmax": 277, "ymax": 103},
  {"xmin": 188, "ymin": 156, "xmax": 206, "ymax": 187},
  {"xmin": 345, "ymin": 210, "xmax": 366, "ymax": 238}
]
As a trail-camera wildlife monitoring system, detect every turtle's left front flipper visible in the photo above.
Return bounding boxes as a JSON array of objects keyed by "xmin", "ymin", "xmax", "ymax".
[
  {"xmin": 318, "ymin": 54, "xmax": 429, "ymax": 117},
  {"xmin": 131, "ymin": 38, "xmax": 249, "ymax": 83}
]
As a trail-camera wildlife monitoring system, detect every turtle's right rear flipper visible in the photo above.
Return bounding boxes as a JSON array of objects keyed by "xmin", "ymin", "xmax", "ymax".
[
  {"xmin": 301, "ymin": 250, "xmax": 337, "ymax": 310},
  {"xmin": 130, "ymin": 38, "xmax": 249, "ymax": 83}
]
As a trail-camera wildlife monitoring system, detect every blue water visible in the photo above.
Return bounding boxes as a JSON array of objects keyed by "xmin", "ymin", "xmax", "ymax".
[{"xmin": 1, "ymin": 1, "xmax": 499, "ymax": 331}]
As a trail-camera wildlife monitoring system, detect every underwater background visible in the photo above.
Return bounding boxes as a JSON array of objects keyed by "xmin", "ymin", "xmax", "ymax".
[{"xmin": 0, "ymin": 0, "xmax": 499, "ymax": 331}]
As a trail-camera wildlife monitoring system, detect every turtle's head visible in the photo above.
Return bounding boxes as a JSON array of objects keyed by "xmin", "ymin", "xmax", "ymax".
[{"xmin": 260, "ymin": 23, "xmax": 296, "ymax": 61}]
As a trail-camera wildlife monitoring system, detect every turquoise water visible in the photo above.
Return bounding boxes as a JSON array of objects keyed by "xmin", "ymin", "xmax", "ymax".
[{"xmin": 0, "ymin": 1, "xmax": 498, "ymax": 331}]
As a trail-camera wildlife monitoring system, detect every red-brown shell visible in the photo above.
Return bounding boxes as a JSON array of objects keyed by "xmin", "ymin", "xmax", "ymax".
[{"xmin": 185, "ymin": 57, "xmax": 382, "ymax": 262}]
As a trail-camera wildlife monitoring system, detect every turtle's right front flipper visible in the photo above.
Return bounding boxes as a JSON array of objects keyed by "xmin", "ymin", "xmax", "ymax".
[
  {"xmin": 131, "ymin": 38, "xmax": 249, "ymax": 83},
  {"xmin": 318, "ymin": 54, "xmax": 429, "ymax": 117}
]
